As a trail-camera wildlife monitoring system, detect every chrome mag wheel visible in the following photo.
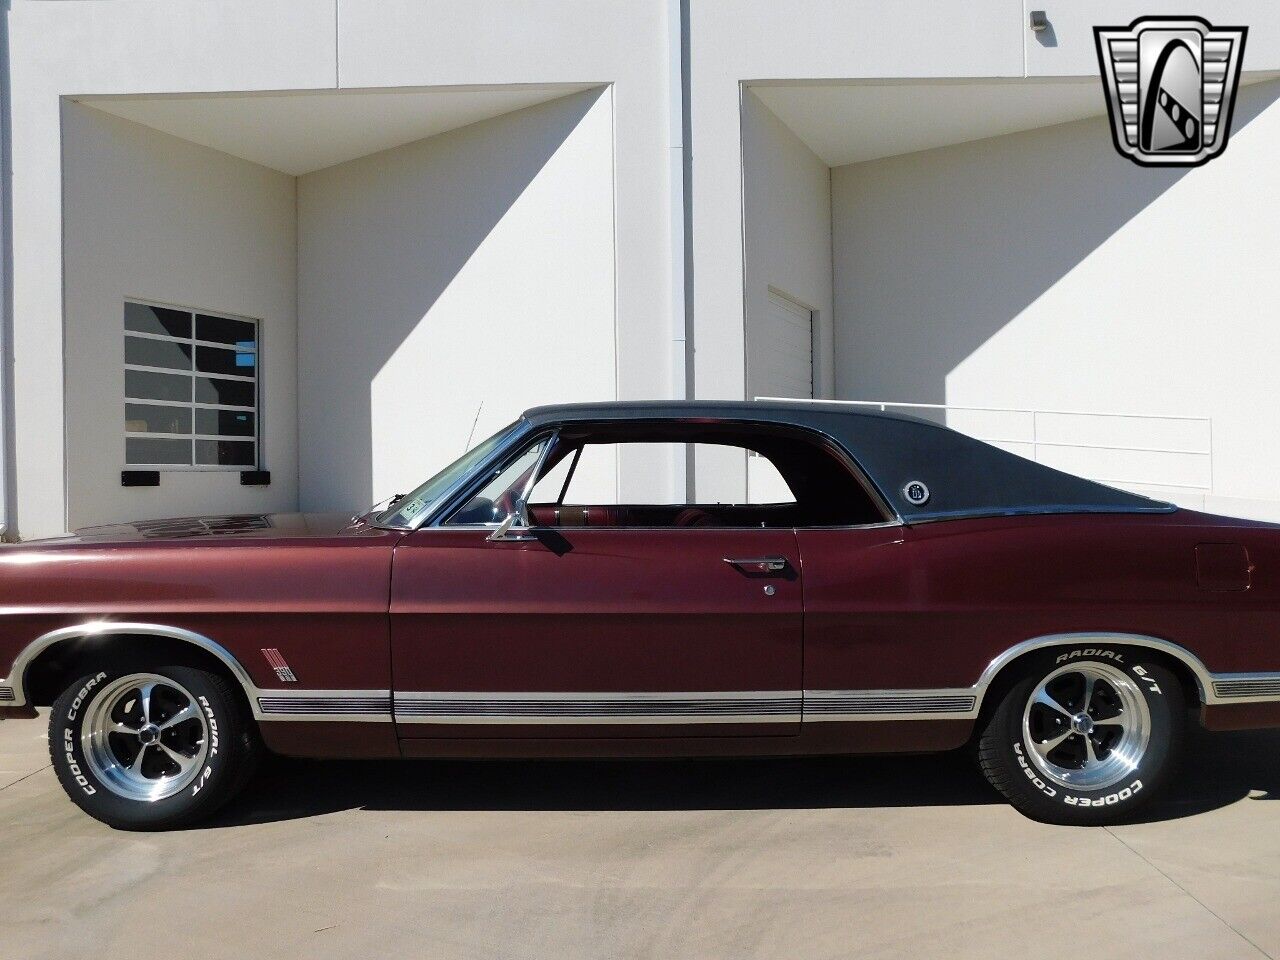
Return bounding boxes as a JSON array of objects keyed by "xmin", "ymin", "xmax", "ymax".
[
  {"xmin": 81, "ymin": 673, "xmax": 210, "ymax": 802},
  {"xmin": 1021, "ymin": 661, "xmax": 1151, "ymax": 791}
]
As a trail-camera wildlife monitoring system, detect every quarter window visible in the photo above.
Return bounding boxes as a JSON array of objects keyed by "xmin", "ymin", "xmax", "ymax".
[
  {"xmin": 447, "ymin": 437, "xmax": 552, "ymax": 526},
  {"xmin": 123, "ymin": 301, "xmax": 259, "ymax": 469}
]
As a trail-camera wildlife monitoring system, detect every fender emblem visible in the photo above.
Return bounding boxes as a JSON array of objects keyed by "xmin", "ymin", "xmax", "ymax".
[{"xmin": 261, "ymin": 648, "xmax": 298, "ymax": 683}]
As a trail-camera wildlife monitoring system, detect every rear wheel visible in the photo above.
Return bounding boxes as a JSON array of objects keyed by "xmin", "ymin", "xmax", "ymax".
[
  {"xmin": 49, "ymin": 663, "xmax": 260, "ymax": 830},
  {"xmin": 978, "ymin": 648, "xmax": 1184, "ymax": 824}
]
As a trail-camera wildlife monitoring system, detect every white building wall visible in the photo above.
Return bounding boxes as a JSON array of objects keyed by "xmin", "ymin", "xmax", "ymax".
[
  {"xmin": 711, "ymin": 90, "xmax": 833, "ymax": 504},
  {"xmin": 688, "ymin": 0, "xmax": 1025, "ymax": 405},
  {"xmin": 1023, "ymin": 2, "xmax": 1280, "ymax": 76},
  {"xmin": 6, "ymin": 0, "xmax": 674, "ymax": 536},
  {"xmin": 297, "ymin": 89, "xmax": 618, "ymax": 511},
  {"xmin": 689, "ymin": 0, "xmax": 1280, "ymax": 504},
  {"xmin": 687, "ymin": 0, "xmax": 1024, "ymax": 499},
  {"xmin": 742, "ymin": 91, "xmax": 833, "ymax": 401},
  {"xmin": 61, "ymin": 104, "xmax": 299, "ymax": 530},
  {"xmin": 831, "ymin": 80, "xmax": 1280, "ymax": 518},
  {"xmin": 8, "ymin": 0, "xmax": 337, "ymax": 539},
  {"xmin": 333, "ymin": 0, "xmax": 677, "ymax": 503},
  {"xmin": 13, "ymin": 1, "xmax": 1280, "ymax": 532}
]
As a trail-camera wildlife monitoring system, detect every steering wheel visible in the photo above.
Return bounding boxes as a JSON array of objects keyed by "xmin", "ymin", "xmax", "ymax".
[{"xmin": 451, "ymin": 496, "xmax": 499, "ymax": 526}]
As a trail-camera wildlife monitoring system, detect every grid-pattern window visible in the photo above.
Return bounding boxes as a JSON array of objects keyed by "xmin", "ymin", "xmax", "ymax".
[{"xmin": 124, "ymin": 301, "xmax": 259, "ymax": 470}]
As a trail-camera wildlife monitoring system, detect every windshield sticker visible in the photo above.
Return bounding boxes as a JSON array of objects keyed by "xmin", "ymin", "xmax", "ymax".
[{"xmin": 398, "ymin": 496, "xmax": 428, "ymax": 521}]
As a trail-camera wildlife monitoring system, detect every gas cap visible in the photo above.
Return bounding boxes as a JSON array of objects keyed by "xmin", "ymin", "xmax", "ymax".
[{"xmin": 1195, "ymin": 542, "xmax": 1251, "ymax": 592}]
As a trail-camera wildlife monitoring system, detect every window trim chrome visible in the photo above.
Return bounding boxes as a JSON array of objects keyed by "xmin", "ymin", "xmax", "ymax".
[
  {"xmin": 416, "ymin": 416, "xmax": 898, "ymax": 531},
  {"xmin": 516, "ymin": 430, "xmax": 560, "ymax": 526}
]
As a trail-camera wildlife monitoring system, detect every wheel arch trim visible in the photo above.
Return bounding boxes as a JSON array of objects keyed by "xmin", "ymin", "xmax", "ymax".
[
  {"xmin": 973, "ymin": 632, "xmax": 1215, "ymax": 710},
  {"xmin": 2, "ymin": 621, "xmax": 258, "ymax": 713},
  {"xmin": 1, "ymin": 621, "xmax": 395, "ymax": 722}
]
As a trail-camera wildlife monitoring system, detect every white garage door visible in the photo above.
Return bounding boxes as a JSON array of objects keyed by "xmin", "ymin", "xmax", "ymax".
[{"xmin": 757, "ymin": 290, "xmax": 813, "ymax": 400}]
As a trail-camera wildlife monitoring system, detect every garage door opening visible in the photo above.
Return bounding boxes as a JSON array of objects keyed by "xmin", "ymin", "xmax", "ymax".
[{"xmin": 756, "ymin": 288, "xmax": 814, "ymax": 401}]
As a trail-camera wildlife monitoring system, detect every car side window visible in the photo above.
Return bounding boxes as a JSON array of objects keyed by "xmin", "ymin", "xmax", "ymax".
[
  {"xmin": 530, "ymin": 442, "xmax": 795, "ymax": 506},
  {"xmin": 524, "ymin": 433, "xmax": 885, "ymax": 529}
]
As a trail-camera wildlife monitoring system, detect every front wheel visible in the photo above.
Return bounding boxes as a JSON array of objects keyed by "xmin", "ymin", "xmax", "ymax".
[
  {"xmin": 978, "ymin": 648, "xmax": 1184, "ymax": 825},
  {"xmin": 49, "ymin": 663, "xmax": 261, "ymax": 830}
]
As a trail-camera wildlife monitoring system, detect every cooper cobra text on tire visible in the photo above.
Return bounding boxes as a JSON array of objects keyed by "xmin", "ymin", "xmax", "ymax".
[
  {"xmin": 977, "ymin": 647, "xmax": 1185, "ymax": 825},
  {"xmin": 49, "ymin": 662, "xmax": 261, "ymax": 830}
]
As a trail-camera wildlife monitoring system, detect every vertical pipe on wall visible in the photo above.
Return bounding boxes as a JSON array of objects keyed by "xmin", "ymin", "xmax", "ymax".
[
  {"xmin": 669, "ymin": 0, "xmax": 695, "ymax": 499},
  {"xmin": 0, "ymin": 2, "xmax": 13, "ymax": 538}
]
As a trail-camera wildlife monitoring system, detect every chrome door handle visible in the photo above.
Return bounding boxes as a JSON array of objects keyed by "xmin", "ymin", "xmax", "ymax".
[{"xmin": 723, "ymin": 556, "xmax": 790, "ymax": 574}]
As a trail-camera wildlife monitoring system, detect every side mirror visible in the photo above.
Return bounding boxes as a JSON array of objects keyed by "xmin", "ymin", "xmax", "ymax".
[{"xmin": 487, "ymin": 512, "xmax": 538, "ymax": 542}]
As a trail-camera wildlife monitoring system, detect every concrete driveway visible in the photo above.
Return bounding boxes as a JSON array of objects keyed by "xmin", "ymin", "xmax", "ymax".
[{"xmin": 2, "ymin": 713, "xmax": 1279, "ymax": 960}]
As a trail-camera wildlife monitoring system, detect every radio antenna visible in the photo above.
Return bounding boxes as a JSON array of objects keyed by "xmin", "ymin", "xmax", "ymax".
[{"xmin": 464, "ymin": 401, "xmax": 484, "ymax": 452}]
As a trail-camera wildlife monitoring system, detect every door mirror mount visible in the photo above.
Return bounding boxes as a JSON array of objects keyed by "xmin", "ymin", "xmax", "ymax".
[{"xmin": 487, "ymin": 511, "xmax": 538, "ymax": 542}]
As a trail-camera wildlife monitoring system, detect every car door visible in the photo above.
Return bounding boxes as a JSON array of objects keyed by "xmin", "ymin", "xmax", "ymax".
[{"xmin": 389, "ymin": 522, "xmax": 802, "ymax": 738}]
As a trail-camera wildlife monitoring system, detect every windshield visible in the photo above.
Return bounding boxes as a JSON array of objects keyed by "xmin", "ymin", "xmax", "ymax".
[{"xmin": 374, "ymin": 421, "xmax": 524, "ymax": 528}]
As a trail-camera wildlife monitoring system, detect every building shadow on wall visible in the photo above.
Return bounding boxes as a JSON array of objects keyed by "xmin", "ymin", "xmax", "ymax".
[
  {"xmin": 297, "ymin": 86, "xmax": 608, "ymax": 510},
  {"xmin": 832, "ymin": 79, "xmax": 1280, "ymax": 406},
  {"xmin": 201, "ymin": 723, "xmax": 1280, "ymax": 828}
]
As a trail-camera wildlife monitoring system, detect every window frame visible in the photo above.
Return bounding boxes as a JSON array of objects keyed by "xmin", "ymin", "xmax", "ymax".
[
  {"xmin": 542, "ymin": 441, "xmax": 800, "ymax": 508},
  {"xmin": 122, "ymin": 299, "xmax": 262, "ymax": 473},
  {"xmin": 424, "ymin": 419, "xmax": 897, "ymax": 532}
]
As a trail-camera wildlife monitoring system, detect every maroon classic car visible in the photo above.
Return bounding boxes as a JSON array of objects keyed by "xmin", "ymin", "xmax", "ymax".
[{"xmin": 3, "ymin": 400, "xmax": 1280, "ymax": 829}]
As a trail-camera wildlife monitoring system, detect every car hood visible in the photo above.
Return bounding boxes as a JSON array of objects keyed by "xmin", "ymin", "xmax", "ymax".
[{"xmin": 19, "ymin": 512, "xmax": 373, "ymax": 546}]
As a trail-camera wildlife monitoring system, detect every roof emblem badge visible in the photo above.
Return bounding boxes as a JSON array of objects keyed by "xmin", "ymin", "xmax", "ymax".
[{"xmin": 902, "ymin": 481, "xmax": 930, "ymax": 506}]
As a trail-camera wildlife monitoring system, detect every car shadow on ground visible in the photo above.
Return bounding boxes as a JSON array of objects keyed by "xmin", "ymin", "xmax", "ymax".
[{"xmin": 202, "ymin": 725, "xmax": 1280, "ymax": 829}]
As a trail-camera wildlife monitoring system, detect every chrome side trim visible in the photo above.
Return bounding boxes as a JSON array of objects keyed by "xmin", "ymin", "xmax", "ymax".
[
  {"xmin": 804, "ymin": 689, "xmax": 977, "ymax": 722},
  {"xmin": 8, "ymin": 626, "xmax": 1280, "ymax": 730},
  {"xmin": 1211, "ymin": 675, "xmax": 1280, "ymax": 702},
  {"xmin": 246, "ymin": 671, "xmax": 1280, "ymax": 726},
  {"xmin": 397, "ymin": 714, "xmax": 800, "ymax": 725},
  {"xmin": 394, "ymin": 690, "xmax": 801, "ymax": 725},
  {"xmin": 257, "ymin": 690, "xmax": 393, "ymax": 723}
]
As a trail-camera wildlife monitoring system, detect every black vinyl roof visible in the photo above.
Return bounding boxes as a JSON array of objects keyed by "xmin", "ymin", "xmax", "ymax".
[{"xmin": 521, "ymin": 400, "xmax": 1174, "ymax": 522}]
